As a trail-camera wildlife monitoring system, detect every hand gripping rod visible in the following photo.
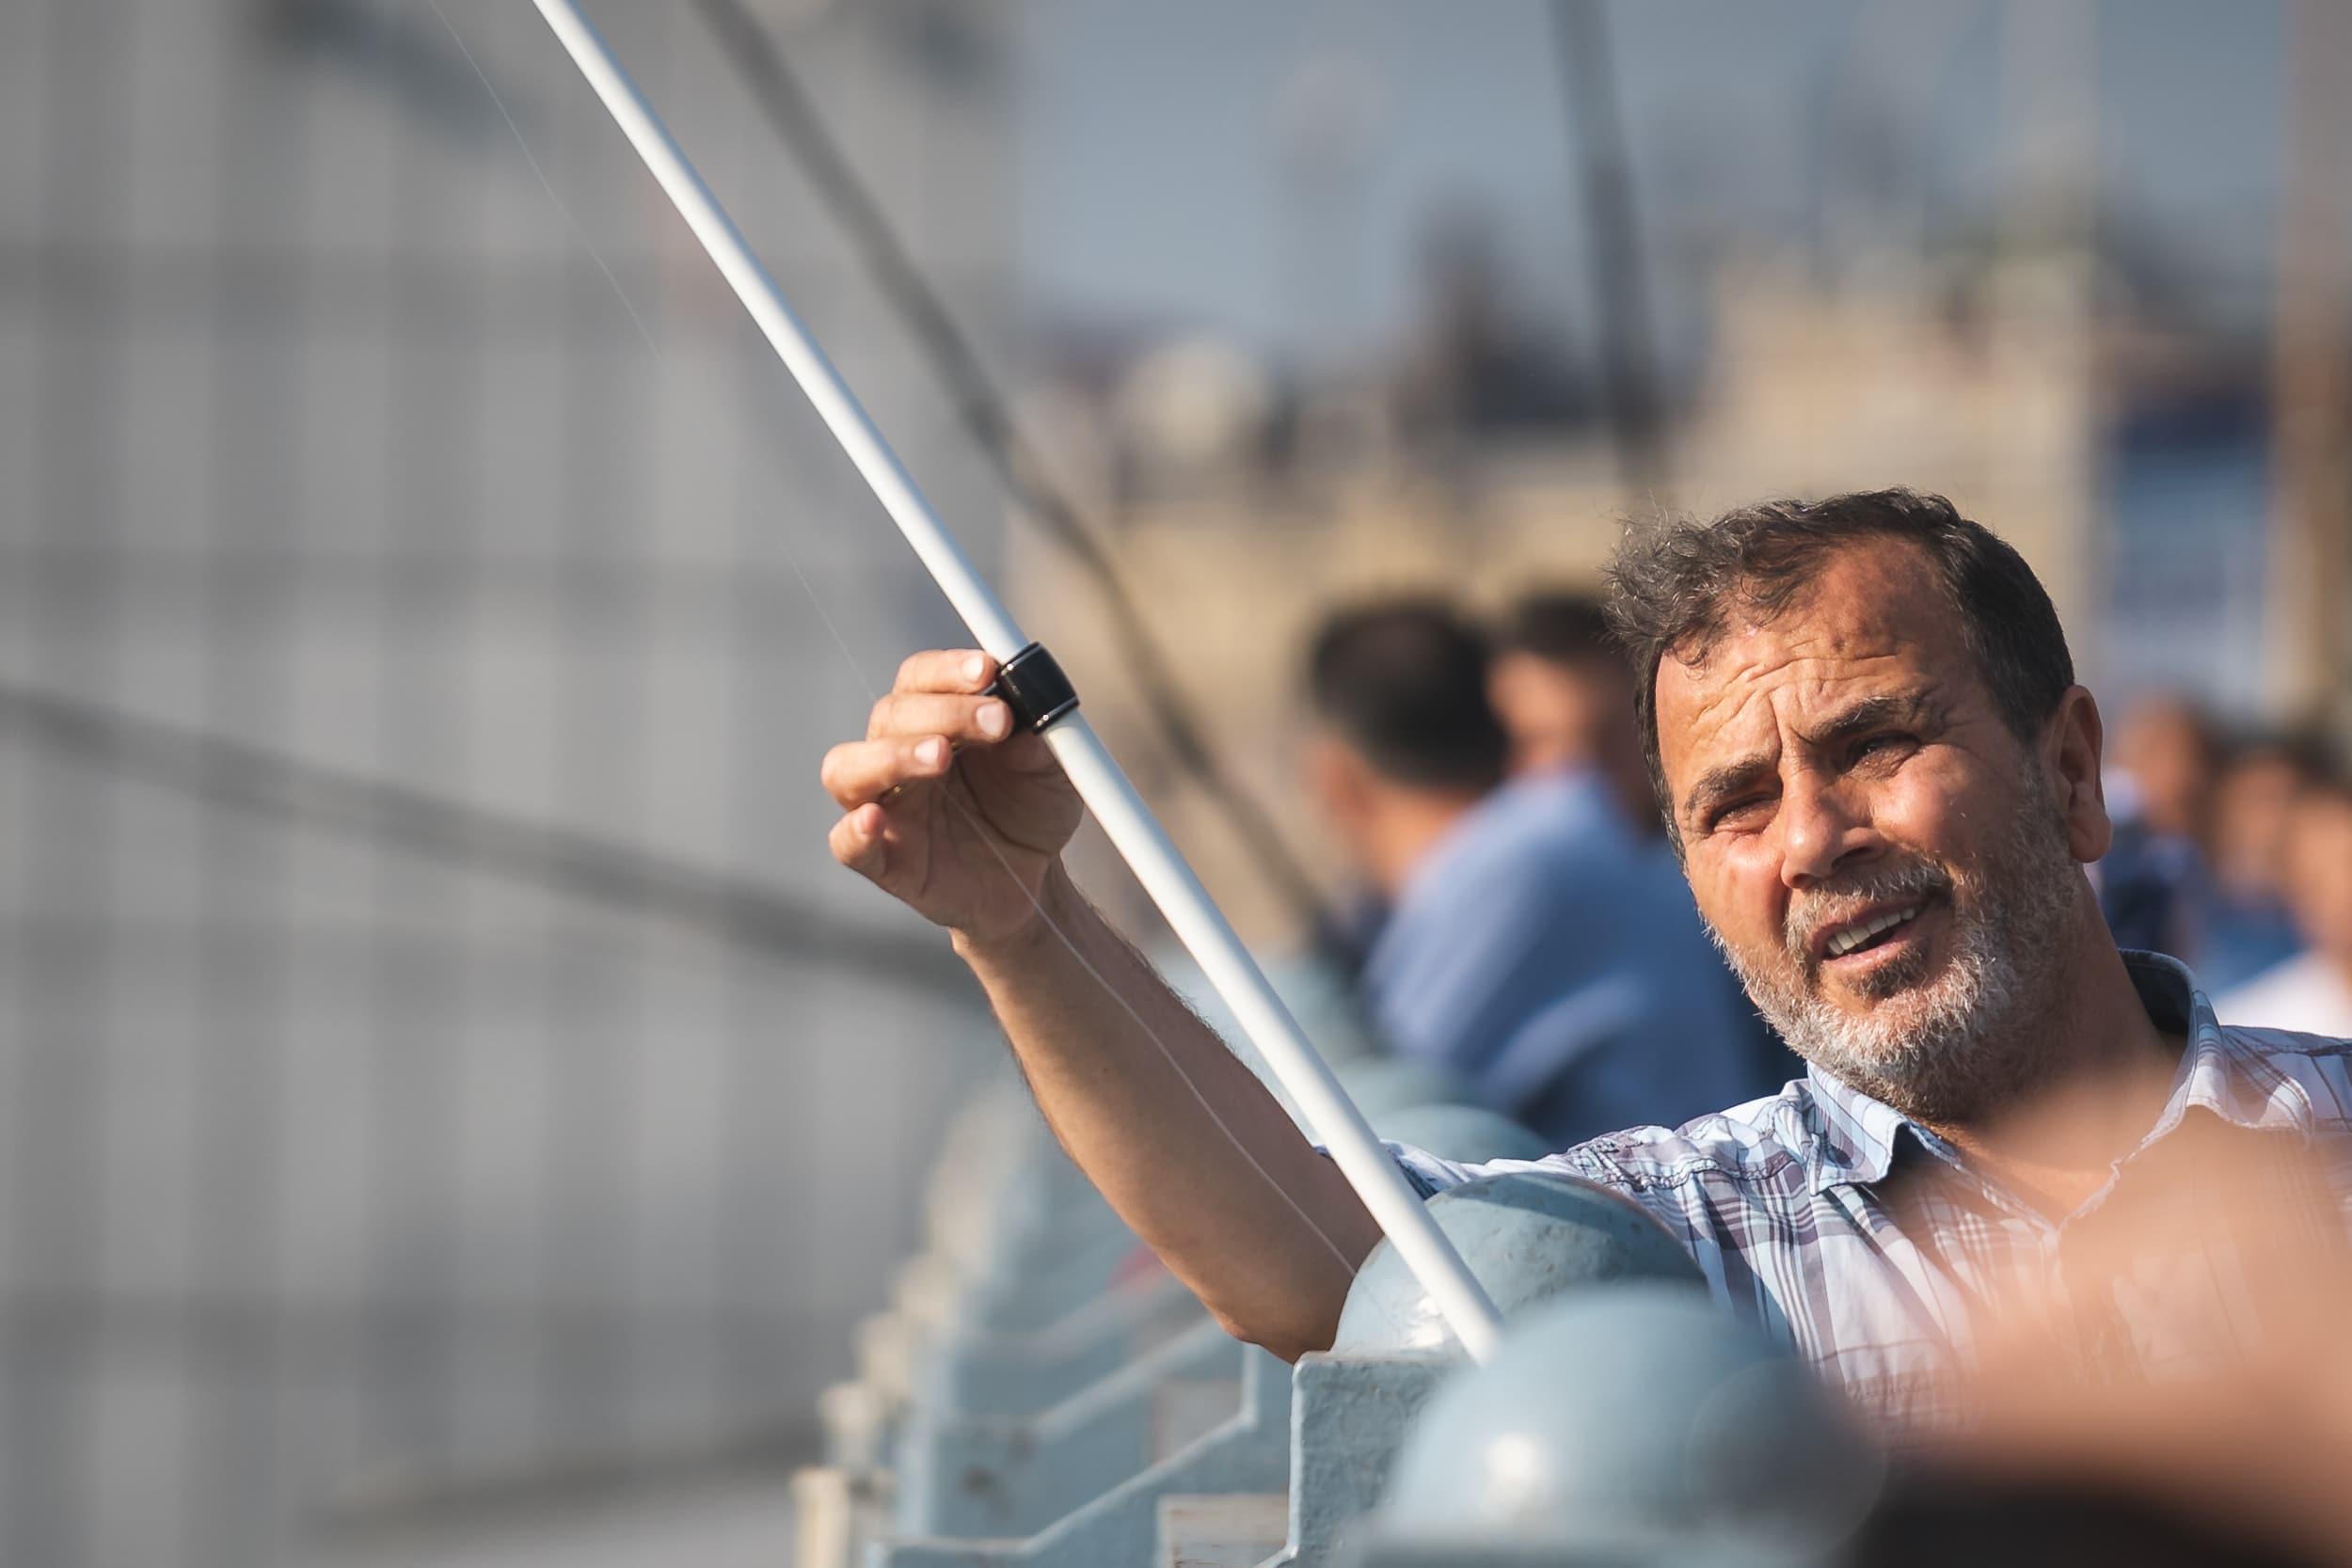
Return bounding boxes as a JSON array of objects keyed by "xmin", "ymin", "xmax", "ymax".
[{"xmin": 529, "ymin": 0, "xmax": 1503, "ymax": 1361}]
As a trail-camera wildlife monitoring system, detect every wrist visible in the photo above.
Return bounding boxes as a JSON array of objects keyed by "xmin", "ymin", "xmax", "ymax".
[{"xmin": 951, "ymin": 860, "xmax": 1079, "ymax": 968}]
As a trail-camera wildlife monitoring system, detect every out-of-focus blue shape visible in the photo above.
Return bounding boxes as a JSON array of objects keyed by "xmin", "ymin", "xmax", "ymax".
[
  {"xmin": 1364, "ymin": 1284, "xmax": 1881, "ymax": 1566},
  {"xmin": 1333, "ymin": 1171, "xmax": 1699, "ymax": 1356},
  {"xmin": 1367, "ymin": 768, "xmax": 1776, "ymax": 1146}
]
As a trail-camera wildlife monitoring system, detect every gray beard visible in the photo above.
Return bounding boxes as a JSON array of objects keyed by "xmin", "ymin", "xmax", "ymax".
[{"xmin": 1710, "ymin": 798, "xmax": 2083, "ymax": 1124}]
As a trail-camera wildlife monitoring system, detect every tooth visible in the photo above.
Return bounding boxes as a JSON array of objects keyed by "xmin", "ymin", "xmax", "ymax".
[{"xmin": 1829, "ymin": 904, "xmax": 1920, "ymax": 958}]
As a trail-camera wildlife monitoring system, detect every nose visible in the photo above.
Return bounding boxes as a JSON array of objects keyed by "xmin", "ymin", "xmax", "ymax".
[{"xmin": 1776, "ymin": 770, "xmax": 1876, "ymax": 890}]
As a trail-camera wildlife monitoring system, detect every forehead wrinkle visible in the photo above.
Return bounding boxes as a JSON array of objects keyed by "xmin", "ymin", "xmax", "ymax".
[
  {"xmin": 1692, "ymin": 681, "xmax": 1940, "ymax": 785},
  {"xmin": 1656, "ymin": 542, "xmax": 1977, "ymax": 804},
  {"xmin": 1681, "ymin": 647, "xmax": 1915, "ymax": 740},
  {"xmin": 1662, "ymin": 648, "xmax": 1935, "ymax": 827}
]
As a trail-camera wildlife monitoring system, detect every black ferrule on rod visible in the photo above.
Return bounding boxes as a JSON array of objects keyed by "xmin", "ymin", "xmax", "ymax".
[{"xmin": 985, "ymin": 642, "xmax": 1080, "ymax": 732}]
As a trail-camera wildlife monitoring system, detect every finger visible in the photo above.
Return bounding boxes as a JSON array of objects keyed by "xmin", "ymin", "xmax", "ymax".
[
  {"xmin": 894, "ymin": 649, "xmax": 998, "ymax": 696},
  {"xmin": 866, "ymin": 690, "xmax": 1015, "ymax": 745},
  {"xmin": 829, "ymin": 802, "xmax": 889, "ymax": 879},
  {"xmin": 820, "ymin": 734, "xmax": 954, "ymax": 809}
]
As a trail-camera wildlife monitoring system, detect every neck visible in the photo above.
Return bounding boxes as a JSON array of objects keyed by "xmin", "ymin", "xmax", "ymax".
[
  {"xmin": 1361, "ymin": 788, "xmax": 1485, "ymax": 900},
  {"xmin": 1923, "ymin": 907, "xmax": 2182, "ymax": 1215}
]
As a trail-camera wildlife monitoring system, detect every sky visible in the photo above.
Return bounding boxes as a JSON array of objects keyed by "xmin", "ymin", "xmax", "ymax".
[{"xmin": 1016, "ymin": 0, "xmax": 2293, "ymax": 362}]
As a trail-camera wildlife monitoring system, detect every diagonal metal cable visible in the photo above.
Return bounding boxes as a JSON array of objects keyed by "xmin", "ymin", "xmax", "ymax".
[
  {"xmin": 0, "ymin": 674, "xmax": 974, "ymax": 998},
  {"xmin": 690, "ymin": 0, "xmax": 1353, "ymax": 967}
]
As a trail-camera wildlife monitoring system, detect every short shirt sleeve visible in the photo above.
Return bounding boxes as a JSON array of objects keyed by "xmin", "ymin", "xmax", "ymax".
[{"xmin": 1374, "ymin": 1137, "xmax": 1638, "ymax": 1202}]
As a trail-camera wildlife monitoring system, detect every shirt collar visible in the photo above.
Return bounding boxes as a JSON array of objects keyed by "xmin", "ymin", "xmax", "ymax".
[
  {"xmin": 2134, "ymin": 949, "xmax": 2318, "ymax": 1140},
  {"xmin": 1800, "ymin": 949, "xmax": 2302, "ymax": 1196},
  {"xmin": 1803, "ymin": 1062, "xmax": 1928, "ymax": 1195}
]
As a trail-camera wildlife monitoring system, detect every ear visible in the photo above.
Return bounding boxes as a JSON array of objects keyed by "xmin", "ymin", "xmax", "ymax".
[
  {"xmin": 2042, "ymin": 686, "xmax": 2110, "ymax": 863},
  {"xmin": 1302, "ymin": 733, "xmax": 1371, "ymax": 823}
]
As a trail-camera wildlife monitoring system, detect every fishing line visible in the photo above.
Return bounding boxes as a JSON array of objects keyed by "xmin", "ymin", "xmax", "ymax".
[{"xmin": 427, "ymin": 0, "xmax": 1462, "ymax": 1333}]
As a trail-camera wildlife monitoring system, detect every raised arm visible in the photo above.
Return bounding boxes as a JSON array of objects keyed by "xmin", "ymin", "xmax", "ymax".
[{"xmin": 821, "ymin": 651, "xmax": 1381, "ymax": 1358}]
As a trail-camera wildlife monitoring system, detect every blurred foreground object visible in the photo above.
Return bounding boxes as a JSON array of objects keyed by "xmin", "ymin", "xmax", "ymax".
[
  {"xmin": 1353, "ymin": 1074, "xmax": 2352, "ymax": 1568},
  {"xmin": 1356, "ymin": 1284, "xmax": 1880, "ymax": 1565},
  {"xmin": 1870, "ymin": 1078, "xmax": 2352, "ymax": 1567}
]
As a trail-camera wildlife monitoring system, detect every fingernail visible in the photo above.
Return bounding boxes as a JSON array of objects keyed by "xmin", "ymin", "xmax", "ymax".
[
  {"xmin": 964, "ymin": 654, "xmax": 986, "ymax": 683},
  {"xmin": 979, "ymin": 702, "xmax": 1009, "ymax": 737},
  {"xmin": 917, "ymin": 737, "xmax": 946, "ymax": 768}
]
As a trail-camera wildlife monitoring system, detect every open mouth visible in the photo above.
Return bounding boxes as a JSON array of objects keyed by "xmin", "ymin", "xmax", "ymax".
[{"xmin": 1821, "ymin": 901, "xmax": 1927, "ymax": 962}]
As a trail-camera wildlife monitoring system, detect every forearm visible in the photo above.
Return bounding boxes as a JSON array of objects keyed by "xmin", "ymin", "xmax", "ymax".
[{"xmin": 953, "ymin": 863, "xmax": 1382, "ymax": 1358}]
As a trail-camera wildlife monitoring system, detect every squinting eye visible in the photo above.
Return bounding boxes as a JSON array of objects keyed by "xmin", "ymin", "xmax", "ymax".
[{"xmin": 1710, "ymin": 797, "xmax": 1771, "ymax": 832}]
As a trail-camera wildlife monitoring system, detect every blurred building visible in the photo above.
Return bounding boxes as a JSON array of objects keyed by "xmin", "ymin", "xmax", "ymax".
[{"xmin": 0, "ymin": 1, "xmax": 1012, "ymax": 1564}]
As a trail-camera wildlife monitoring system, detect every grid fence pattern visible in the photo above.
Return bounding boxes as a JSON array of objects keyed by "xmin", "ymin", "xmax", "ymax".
[{"xmin": 0, "ymin": 1, "xmax": 1016, "ymax": 1562}]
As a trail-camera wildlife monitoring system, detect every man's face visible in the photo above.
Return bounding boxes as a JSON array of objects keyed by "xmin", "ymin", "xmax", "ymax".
[{"xmin": 1653, "ymin": 539, "xmax": 2103, "ymax": 1120}]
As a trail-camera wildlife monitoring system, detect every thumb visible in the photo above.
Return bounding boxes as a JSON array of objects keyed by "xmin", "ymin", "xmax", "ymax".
[{"xmin": 828, "ymin": 803, "xmax": 891, "ymax": 883}]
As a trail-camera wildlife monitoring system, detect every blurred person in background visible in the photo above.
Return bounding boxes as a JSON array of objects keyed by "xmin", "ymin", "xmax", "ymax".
[
  {"xmin": 1486, "ymin": 591, "xmax": 1658, "ymax": 829},
  {"xmin": 2097, "ymin": 692, "xmax": 2218, "ymax": 958},
  {"xmin": 2194, "ymin": 731, "xmax": 2326, "ymax": 990},
  {"xmin": 2217, "ymin": 765, "xmax": 2352, "ymax": 1036},
  {"xmin": 1300, "ymin": 600, "xmax": 1766, "ymax": 1143},
  {"xmin": 1489, "ymin": 590, "xmax": 1798, "ymax": 1088},
  {"xmin": 2113, "ymin": 693, "xmax": 2219, "ymax": 848},
  {"xmin": 1295, "ymin": 601, "xmax": 1503, "ymax": 955}
]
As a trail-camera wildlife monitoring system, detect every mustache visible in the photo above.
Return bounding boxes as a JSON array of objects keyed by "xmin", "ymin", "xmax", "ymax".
[{"xmin": 1785, "ymin": 858, "xmax": 1953, "ymax": 964}]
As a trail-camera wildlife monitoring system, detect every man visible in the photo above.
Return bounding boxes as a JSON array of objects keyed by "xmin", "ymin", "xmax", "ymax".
[
  {"xmin": 1301, "ymin": 601, "xmax": 1767, "ymax": 1143},
  {"xmin": 2219, "ymin": 766, "xmax": 2352, "ymax": 1037},
  {"xmin": 820, "ymin": 489, "xmax": 2352, "ymax": 1431},
  {"xmin": 1487, "ymin": 591, "xmax": 1658, "ymax": 831},
  {"xmin": 2098, "ymin": 693, "xmax": 2218, "ymax": 957},
  {"xmin": 1296, "ymin": 600, "xmax": 1505, "ymax": 959},
  {"xmin": 2196, "ymin": 732, "xmax": 2320, "ymax": 990}
]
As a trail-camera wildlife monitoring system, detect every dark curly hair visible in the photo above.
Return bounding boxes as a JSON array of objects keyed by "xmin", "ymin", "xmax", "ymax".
[{"xmin": 1604, "ymin": 489, "xmax": 2074, "ymax": 849}]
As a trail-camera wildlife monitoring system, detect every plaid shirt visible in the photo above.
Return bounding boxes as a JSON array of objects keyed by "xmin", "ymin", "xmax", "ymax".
[{"xmin": 1388, "ymin": 952, "xmax": 2352, "ymax": 1433}]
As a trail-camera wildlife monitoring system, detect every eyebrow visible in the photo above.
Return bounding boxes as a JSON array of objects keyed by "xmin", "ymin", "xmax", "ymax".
[
  {"xmin": 1800, "ymin": 691, "xmax": 1942, "ymax": 753},
  {"xmin": 1679, "ymin": 691, "xmax": 1943, "ymax": 829}
]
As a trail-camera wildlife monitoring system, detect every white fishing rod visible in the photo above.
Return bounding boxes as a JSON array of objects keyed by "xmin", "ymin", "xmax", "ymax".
[{"xmin": 529, "ymin": 0, "xmax": 1502, "ymax": 1362}]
